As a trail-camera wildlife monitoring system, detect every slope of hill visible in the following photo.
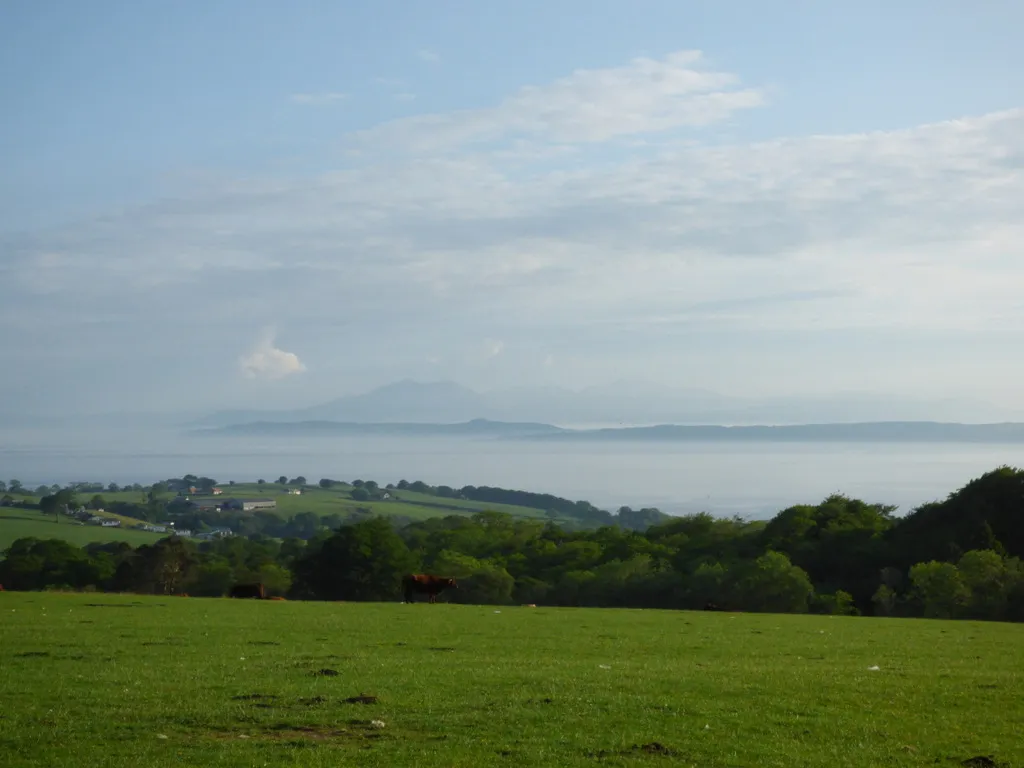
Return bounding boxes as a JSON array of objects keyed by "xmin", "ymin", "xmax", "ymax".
[
  {"xmin": 194, "ymin": 419, "xmax": 1024, "ymax": 443},
  {"xmin": 0, "ymin": 509, "xmax": 166, "ymax": 552},
  {"xmin": 214, "ymin": 483, "xmax": 563, "ymax": 522},
  {"xmin": 193, "ymin": 418, "xmax": 565, "ymax": 438},
  {"xmin": 194, "ymin": 379, "xmax": 1018, "ymax": 428},
  {"xmin": 529, "ymin": 421, "xmax": 1024, "ymax": 442}
]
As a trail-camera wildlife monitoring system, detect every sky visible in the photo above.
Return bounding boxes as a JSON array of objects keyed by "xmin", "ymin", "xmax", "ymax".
[{"xmin": 2, "ymin": 0, "xmax": 1024, "ymax": 418}]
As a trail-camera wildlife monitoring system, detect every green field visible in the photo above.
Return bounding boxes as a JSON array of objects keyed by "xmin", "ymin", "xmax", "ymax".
[
  {"xmin": 0, "ymin": 509, "xmax": 165, "ymax": 552},
  {"xmin": 0, "ymin": 482, "xmax": 568, "ymax": 553},
  {"xmin": 178, "ymin": 483, "xmax": 562, "ymax": 522},
  {"xmin": 6, "ymin": 483, "xmax": 571, "ymax": 528},
  {"xmin": 227, "ymin": 483, "xmax": 552, "ymax": 518},
  {"xmin": 0, "ymin": 592, "xmax": 1020, "ymax": 767}
]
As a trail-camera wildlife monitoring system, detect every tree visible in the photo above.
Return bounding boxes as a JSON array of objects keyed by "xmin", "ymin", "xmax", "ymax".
[
  {"xmin": 616, "ymin": 506, "xmax": 671, "ymax": 532},
  {"xmin": 290, "ymin": 511, "xmax": 321, "ymax": 539},
  {"xmin": 431, "ymin": 550, "xmax": 514, "ymax": 604},
  {"xmin": 9, "ymin": 479, "xmax": 24, "ymax": 494},
  {"xmin": 319, "ymin": 479, "xmax": 336, "ymax": 489},
  {"xmin": 0, "ymin": 481, "xmax": 6, "ymax": 493},
  {"xmin": 39, "ymin": 489, "xmax": 76, "ymax": 522},
  {"xmin": 292, "ymin": 517, "xmax": 418, "ymax": 601},
  {"xmin": 277, "ymin": 476, "xmax": 288, "ymax": 485},
  {"xmin": 107, "ymin": 483, "xmax": 120, "ymax": 493},
  {"xmin": 957, "ymin": 549, "xmax": 1011, "ymax": 620},
  {"xmin": 89, "ymin": 495, "xmax": 106, "ymax": 511},
  {"xmin": 258, "ymin": 563, "xmax": 293, "ymax": 597},
  {"xmin": 687, "ymin": 562, "xmax": 728, "ymax": 608},
  {"xmin": 733, "ymin": 551, "xmax": 815, "ymax": 613},
  {"xmin": 187, "ymin": 559, "xmax": 235, "ymax": 597},
  {"xmin": 289, "ymin": 476, "xmax": 306, "ymax": 486},
  {"xmin": 909, "ymin": 561, "xmax": 970, "ymax": 619},
  {"xmin": 812, "ymin": 590, "xmax": 859, "ymax": 615},
  {"xmin": 350, "ymin": 487, "xmax": 370, "ymax": 502},
  {"xmin": 125, "ymin": 538, "xmax": 197, "ymax": 595},
  {"xmin": 257, "ymin": 479, "xmax": 266, "ymax": 485},
  {"xmin": 871, "ymin": 584, "xmax": 898, "ymax": 616}
]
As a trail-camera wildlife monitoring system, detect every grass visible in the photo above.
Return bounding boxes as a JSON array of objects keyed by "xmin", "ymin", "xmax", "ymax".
[
  {"xmin": 1, "ymin": 483, "xmax": 569, "ymax": 553},
  {"xmin": 9, "ymin": 484, "xmax": 574, "ymax": 527},
  {"xmin": 0, "ymin": 592, "xmax": 1021, "ymax": 768},
  {"xmin": 194, "ymin": 483, "xmax": 565, "ymax": 523},
  {"xmin": 0, "ymin": 509, "xmax": 166, "ymax": 552}
]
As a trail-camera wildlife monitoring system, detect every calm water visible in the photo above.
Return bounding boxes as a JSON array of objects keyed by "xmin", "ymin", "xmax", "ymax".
[{"xmin": 2, "ymin": 427, "xmax": 1023, "ymax": 518}]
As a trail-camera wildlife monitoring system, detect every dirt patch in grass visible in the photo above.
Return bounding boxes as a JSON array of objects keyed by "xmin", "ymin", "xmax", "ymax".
[
  {"xmin": 960, "ymin": 757, "xmax": 1007, "ymax": 768},
  {"xmin": 249, "ymin": 640, "xmax": 280, "ymax": 646},
  {"xmin": 232, "ymin": 693, "xmax": 278, "ymax": 702},
  {"xmin": 588, "ymin": 742, "xmax": 679, "ymax": 759},
  {"xmin": 342, "ymin": 694, "xmax": 378, "ymax": 705},
  {"xmin": 207, "ymin": 721, "xmax": 388, "ymax": 745},
  {"xmin": 15, "ymin": 651, "xmax": 50, "ymax": 658},
  {"xmin": 311, "ymin": 668, "xmax": 339, "ymax": 677},
  {"xmin": 298, "ymin": 696, "xmax": 328, "ymax": 706},
  {"xmin": 428, "ymin": 646, "xmax": 456, "ymax": 652}
]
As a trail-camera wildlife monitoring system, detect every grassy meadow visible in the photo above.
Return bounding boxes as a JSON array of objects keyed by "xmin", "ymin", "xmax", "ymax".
[
  {"xmin": 220, "ymin": 482, "xmax": 557, "ymax": 521},
  {"xmin": 0, "ymin": 591, "xmax": 1021, "ymax": 768},
  {"xmin": 0, "ymin": 509, "xmax": 165, "ymax": 552},
  {"xmin": 0, "ymin": 483, "xmax": 568, "ymax": 551}
]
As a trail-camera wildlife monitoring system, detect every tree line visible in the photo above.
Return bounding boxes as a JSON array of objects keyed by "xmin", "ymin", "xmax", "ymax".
[{"xmin": 2, "ymin": 466, "xmax": 1022, "ymax": 621}]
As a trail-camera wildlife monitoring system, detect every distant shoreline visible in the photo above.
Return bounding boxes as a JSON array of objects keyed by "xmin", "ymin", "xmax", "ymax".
[{"xmin": 191, "ymin": 418, "xmax": 1024, "ymax": 443}]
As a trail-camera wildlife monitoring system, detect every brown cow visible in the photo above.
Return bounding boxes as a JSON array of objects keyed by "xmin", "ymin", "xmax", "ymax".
[
  {"xmin": 229, "ymin": 583, "xmax": 266, "ymax": 599},
  {"xmin": 403, "ymin": 574, "xmax": 458, "ymax": 604}
]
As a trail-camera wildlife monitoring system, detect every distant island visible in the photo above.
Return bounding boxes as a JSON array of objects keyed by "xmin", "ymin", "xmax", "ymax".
[{"xmin": 192, "ymin": 418, "xmax": 1024, "ymax": 443}]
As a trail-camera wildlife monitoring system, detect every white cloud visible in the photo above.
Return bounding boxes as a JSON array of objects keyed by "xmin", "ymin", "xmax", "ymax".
[
  {"xmin": 483, "ymin": 339, "xmax": 505, "ymax": 359},
  {"xmin": 239, "ymin": 329, "xmax": 306, "ymax": 380},
  {"xmin": 290, "ymin": 92, "xmax": 348, "ymax": 105},
  {"xmin": 350, "ymin": 50, "xmax": 763, "ymax": 155},
  {"xmin": 393, "ymin": 92, "xmax": 416, "ymax": 102},
  {"xmin": 4, "ymin": 50, "xmax": 1024, "ymax": 410},
  {"xmin": 417, "ymin": 49, "xmax": 440, "ymax": 63}
]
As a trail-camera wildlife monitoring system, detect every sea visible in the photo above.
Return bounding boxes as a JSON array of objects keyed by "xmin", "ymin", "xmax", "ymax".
[{"xmin": 2, "ymin": 426, "xmax": 1022, "ymax": 519}]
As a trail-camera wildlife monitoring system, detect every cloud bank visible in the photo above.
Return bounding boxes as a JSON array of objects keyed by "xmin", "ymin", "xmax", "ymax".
[{"xmin": 2, "ymin": 49, "xmax": 1023, "ymax": 411}]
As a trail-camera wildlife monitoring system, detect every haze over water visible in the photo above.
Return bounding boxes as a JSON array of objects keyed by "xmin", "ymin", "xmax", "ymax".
[{"xmin": 4, "ymin": 427, "xmax": 1021, "ymax": 519}]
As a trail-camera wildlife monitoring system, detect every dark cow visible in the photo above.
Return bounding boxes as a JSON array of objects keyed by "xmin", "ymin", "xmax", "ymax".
[
  {"xmin": 703, "ymin": 601, "xmax": 720, "ymax": 611},
  {"xmin": 229, "ymin": 583, "xmax": 266, "ymax": 599},
  {"xmin": 403, "ymin": 574, "xmax": 458, "ymax": 604}
]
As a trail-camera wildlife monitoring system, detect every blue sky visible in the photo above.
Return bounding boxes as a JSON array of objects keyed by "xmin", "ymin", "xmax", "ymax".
[{"xmin": 2, "ymin": 1, "xmax": 1024, "ymax": 417}]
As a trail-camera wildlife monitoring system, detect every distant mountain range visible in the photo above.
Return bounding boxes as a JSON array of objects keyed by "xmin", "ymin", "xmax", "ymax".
[
  {"xmin": 193, "ymin": 418, "xmax": 1024, "ymax": 443},
  {"xmin": 194, "ymin": 379, "xmax": 1021, "ymax": 428}
]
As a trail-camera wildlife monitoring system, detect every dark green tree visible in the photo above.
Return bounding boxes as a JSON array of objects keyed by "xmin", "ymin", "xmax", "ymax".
[{"xmin": 292, "ymin": 517, "xmax": 418, "ymax": 601}]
